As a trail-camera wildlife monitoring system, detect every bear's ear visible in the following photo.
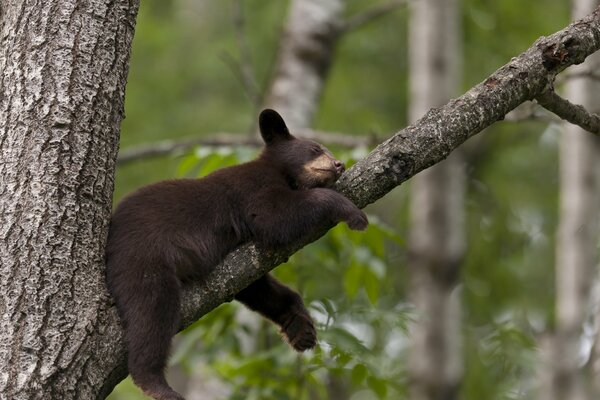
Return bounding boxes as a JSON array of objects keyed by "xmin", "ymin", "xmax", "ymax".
[{"xmin": 259, "ymin": 109, "xmax": 292, "ymax": 145}]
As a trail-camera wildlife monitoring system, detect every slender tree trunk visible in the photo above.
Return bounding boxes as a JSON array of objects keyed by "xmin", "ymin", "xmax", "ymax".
[
  {"xmin": 407, "ymin": 0, "xmax": 465, "ymax": 399},
  {"xmin": 550, "ymin": 1, "xmax": 600, "ymax": 399},
  {"xmin": 0, "ymin": 1, "xmax": 138, "ymax": 399},
  {"xmin": 263, "ymin": 0, "xmax": 343, "ymax": 130}
]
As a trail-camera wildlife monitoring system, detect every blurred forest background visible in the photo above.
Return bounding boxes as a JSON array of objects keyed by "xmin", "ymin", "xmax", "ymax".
[{"xmin": 107, "ymin": 0, "xmax": 600, "ymax": 399}]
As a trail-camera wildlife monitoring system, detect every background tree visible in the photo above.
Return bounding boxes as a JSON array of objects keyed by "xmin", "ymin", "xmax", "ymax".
[
  {"xmin": 407, "ymin": 0, "xmax": 465, "ymax": 399},
  {"xmin": 548, "ymin": 1, "xmax": 600, "ymax": 399}
]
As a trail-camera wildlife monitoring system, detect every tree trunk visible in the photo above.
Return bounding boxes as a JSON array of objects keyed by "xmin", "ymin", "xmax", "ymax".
[
  {"xmin": 550, "ymin": 1, "xmax": 600, "ymax": 399},
  {"xmin": 407, "ymin": 0, "xmax": 465, "ymax": 399},
  {"xmin": 0, "ymin": 1, "xmax": 138, "ymax": 399}
]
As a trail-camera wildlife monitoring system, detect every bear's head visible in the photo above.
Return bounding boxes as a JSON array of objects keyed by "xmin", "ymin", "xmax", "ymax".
[{"xmin": 258, "ymin": 109, "xmax": 345, "ymax": 189}]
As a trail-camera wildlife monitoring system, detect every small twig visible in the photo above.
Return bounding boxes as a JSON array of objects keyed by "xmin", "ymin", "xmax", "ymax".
[
  {"xmin": 234, "ymin": 9, "xmax": 260, "ymax": 100},
  {"xmin": 555, "ymin": 69, "xmax": 600, "ymax": 86},
  {"xmin": 220, "ymin": 1, "xmax": 262, "ymax": 106},
  {"xmin": 219, "ymin": 52, "xmax": 259, "ymax": 106},
  {"xmin": 503, "ymin": 100, "xmax": 562, "ymax": 123},
  {"xmin": 566, "ymin": 70, "xmax": 600, "ymax": 81},
  {"xmin": 117, "ymin": 134, "xmax": 257, "ymax": 165},
  {"xmin": 340, "ymin": 0, "xmax": 410, "ymax": 33},
  {"xmin": 535, "ymin": 90, "xmax": 600, "ymax": 134},
  {"xmin": 117, "ymin": 130, "xmax": 381, "ymax": 165}
]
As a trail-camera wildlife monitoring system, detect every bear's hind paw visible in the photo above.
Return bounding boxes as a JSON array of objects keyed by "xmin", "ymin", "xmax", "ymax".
[{"xmin": 282, "ymin": 313, "xmax": 317, "ymax": 352}]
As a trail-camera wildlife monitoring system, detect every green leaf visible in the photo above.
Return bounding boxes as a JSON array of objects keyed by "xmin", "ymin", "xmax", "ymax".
[
  {"xmin": 351, "ymin": 363, "xmax": 368, "ymax": 385},
  {"xmin": 343, "ymin": 263, "xmax": 363, "ymax": 299},
  {"xmin": 364, "ymin": 269, "xmax": 380, "ymax": 305},
  {"xmin": 367, "ymin": 376, "xmax": 388, "ymax": 399},
  {"xmin": 198, "ymin": 153, "xmax": 232, "ymax": 176},
  {"xmin": 321, "ymin": 327, "xmax": 369, "ymax": 356},
  {"xmin": 176, "ymin": 152, "xmax": 200, "ymax": 176}
]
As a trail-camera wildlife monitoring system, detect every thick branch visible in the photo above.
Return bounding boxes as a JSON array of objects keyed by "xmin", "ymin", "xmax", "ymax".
[{"xmin": 536, "ymin": 89, "xmax": 600, "ymax": 134}]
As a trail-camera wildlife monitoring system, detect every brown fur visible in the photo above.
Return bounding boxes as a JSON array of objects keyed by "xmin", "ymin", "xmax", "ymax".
[{"xmin": 105, "ymin": 109, "xmax": 368, "ymax": 400}]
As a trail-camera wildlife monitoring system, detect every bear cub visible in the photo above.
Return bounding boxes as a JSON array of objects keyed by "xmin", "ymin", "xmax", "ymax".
[{"xmin": 105, "ymin": 109, "xmax": 368, "ymax": 400}]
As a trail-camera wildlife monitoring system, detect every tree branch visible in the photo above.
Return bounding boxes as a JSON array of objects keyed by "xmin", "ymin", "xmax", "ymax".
[
  {"xmin": 536, "ymin": 89, "xmax": 600, "ymax": 134},
  {"xmin": 229, "ymin": 0, "xmax": 262, "ymax": 106},
  {"xmin": 502, "ymin": 100, "xmax": 563, "ymax": 123},
  {"xmin": 116, "ymin": 130, "xmax": 380, "ymax": 165},
  {"xmin": 568, "ymin": 70, "xmax": 600, "ymax": 81},
  {"xmin": 341, "ymin": 0, "xmax": 410, "ymax": 33}
]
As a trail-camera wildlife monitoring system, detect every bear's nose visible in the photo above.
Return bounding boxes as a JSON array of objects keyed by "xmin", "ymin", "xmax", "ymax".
[{"xmin": 334, "ymin": 160, "xmax": 345, "ymax": 173}]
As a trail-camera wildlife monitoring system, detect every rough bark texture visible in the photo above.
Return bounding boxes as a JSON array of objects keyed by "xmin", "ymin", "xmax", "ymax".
[
  {"xmin": 407, "ymin": 0, "xmax": 465, "ymax": 399},
  {"xmin": 1, "ymin": 3, "xmax": 600, "ymax": 400},
  {"xmin": 0, "ymin": 1, "xmax": 138, "ymax": 399},
  {"xmin": 550, "ymin": 1, "xmax": 600, "ymax": 399},
  {"xmin": 263, "ymin": 0, "xmax": 343, "ymax": 130}
]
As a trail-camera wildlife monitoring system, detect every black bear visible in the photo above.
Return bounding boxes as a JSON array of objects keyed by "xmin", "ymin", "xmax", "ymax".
[{"xmin": 105, "ymin": 109, "xmax": 368, "ymax": 400}]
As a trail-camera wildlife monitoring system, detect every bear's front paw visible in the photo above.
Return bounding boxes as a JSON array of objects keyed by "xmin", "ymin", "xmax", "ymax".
[
  {"xmin": 346, "ymin": 209, "xmax": 368, "ymax": 231},
  {"xmin": 282, "ymin": 312, "xmax": 317, "ymax": 352}
]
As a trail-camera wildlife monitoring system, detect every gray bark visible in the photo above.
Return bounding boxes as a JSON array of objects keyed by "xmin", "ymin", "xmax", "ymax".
[
  {"xmin": 0, "ymin": 3, "xmax": 600, "ymax": 400},
  {"xmin": 407, "ymin": 0, "xmax": 464, "ymax": 399},
  {"xmin": 0, "ymin": 0, "xmax": 138, "ymax": 399},
  {"xmin": 550, "ymin": 2, "xmax": 600, "ymax": 399}
]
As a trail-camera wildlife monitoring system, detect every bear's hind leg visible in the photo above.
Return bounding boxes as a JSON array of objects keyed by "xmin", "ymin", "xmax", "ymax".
[
  {"xmin": 111, "ymin": 264, "xmax": 185, "ymax": 400},
  {"xmin": 234, "ymin": 274, "xmax": 317, "ymax": 351}
]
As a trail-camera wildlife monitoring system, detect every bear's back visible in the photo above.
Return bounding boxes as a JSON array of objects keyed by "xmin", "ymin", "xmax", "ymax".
[{"xmin": 106, "ymin": 160, "xmax": 289, "ymax": 280}]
